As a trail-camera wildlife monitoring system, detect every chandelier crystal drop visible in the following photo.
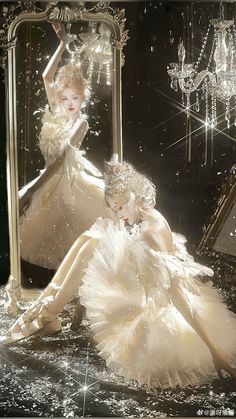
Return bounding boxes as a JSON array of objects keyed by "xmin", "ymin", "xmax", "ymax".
[{"xmin": 167, "ymin": 6, "xmax": 236, "ymax": 130}]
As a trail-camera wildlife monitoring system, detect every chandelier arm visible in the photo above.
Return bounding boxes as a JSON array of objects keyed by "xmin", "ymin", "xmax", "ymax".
[{"xmin": 178, "ymin": 70, "xmax": 216, "ymax": 94}]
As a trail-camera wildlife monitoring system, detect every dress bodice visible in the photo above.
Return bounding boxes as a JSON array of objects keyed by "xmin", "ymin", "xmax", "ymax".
[{"xmin": 39, "ymin": 107, "xmax": 88, "ymax": 168}]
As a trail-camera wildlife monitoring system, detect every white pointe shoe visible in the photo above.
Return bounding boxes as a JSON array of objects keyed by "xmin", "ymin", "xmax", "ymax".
[
  {"xmin": 0, "ymin": 318, "xmax": 44, "ymax": 346},
  {"xmin": 0, "ymin": 316, "xmax": 61, "ymax": 347}
]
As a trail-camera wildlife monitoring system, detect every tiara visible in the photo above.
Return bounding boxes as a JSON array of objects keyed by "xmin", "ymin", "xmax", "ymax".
[{"xmin": 104, "ymin": 154, "xmax": 156, "ymax": 209}]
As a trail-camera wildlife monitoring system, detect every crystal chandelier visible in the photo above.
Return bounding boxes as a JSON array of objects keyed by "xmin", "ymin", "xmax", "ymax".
[
  {"xmin": 77, "ymin": 22, "xmax": 100, "ymax": 82},
  {"xmin": 66, "ymin": 22, "xmax": 113, "ymax": 86},
  {"xmin": 167, "ymin": 3, "xmax": 236, "ymax": 131}
]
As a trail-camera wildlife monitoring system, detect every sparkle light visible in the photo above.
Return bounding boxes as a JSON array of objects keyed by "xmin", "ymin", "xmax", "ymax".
[{"xmin": 151, "ymin": 87, "xmax": 236, "ymax": 155}]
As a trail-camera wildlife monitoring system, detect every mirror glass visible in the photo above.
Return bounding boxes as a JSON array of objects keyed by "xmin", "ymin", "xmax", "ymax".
[{"xmin": 15, "ymin": 20, "xmax": 113, "ymax": 289}]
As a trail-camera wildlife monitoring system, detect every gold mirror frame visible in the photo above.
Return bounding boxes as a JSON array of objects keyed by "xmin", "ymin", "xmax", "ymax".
[{"xmin": 0, "ymin": 1, "xmax": 129, "ymax": 314}]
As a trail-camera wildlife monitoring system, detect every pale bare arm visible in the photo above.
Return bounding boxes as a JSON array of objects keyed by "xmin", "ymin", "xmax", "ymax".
[
  {"xmin": 42, "ymin": 22, "xmax": 74, "ymax": 112},
  {"xmin": 42, "ymin": 41, "xmax": 66, "ymax": 111}
]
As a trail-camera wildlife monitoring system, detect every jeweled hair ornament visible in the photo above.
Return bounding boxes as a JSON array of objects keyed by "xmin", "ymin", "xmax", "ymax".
[{"xmin": 104, "ymin": 154, "xmax": 156, "ymax": 210}]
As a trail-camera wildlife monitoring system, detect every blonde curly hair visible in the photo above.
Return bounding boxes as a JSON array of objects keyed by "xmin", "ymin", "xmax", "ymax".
[
  {"xmin": 104, "ymin": 154, "xmax": 156, "ymax": 210},
  {"xmin": 54, "ymin": 64, "xmax": 89, "ymax": 104}
]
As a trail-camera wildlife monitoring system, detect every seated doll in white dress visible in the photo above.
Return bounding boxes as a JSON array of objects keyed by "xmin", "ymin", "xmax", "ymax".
[
  {"xmin": 19, "ymin": 22, "xmax": 110, "ymax": 270},
  {"xmin": 2, "ymin": 155, "xmax": 236, "ymax": 389}
]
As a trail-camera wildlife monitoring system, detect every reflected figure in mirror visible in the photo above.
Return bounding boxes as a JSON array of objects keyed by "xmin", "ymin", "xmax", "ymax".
[
  {"xmin": 19, "ymin": 22, "xmax": 111, "ymax": 272},
  {"xmin": 3, "ymin": 155, "xmax": 236, "ymax": 388}
]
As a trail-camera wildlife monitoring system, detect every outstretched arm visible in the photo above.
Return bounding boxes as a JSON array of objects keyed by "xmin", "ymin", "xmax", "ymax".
[{"xmin": 43, "ymin": 22, "xmax": 76, "ymax": 111}]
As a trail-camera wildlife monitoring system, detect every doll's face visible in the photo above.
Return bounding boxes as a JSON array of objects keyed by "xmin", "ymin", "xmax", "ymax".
[
  {"xmin": 108, "ymin": 193, "xmax": 139, "ymax": 225},
  {"xmin": 59, "ymin": 87, "xmax": 82, "ymax": 116}
]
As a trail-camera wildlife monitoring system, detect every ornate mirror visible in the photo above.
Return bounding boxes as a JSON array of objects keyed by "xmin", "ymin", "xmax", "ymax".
[{"xmin": 0, "ymin": 1, "xmax": 128, "ymax": 313}]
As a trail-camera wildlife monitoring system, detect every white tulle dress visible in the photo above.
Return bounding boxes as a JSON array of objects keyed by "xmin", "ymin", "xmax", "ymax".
[
  {"xmin": 7, "ymin": 214, "xmax": 236, "ymax": 389},
  {"xmin": 78, "ymin": 218, "xmax": 236, "ymax": 388},
  {"xmin": 19, "ymin": 109, "xmax": 111, "ymax": 270}
]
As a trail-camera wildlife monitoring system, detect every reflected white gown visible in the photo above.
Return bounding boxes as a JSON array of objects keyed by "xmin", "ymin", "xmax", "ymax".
[
  {"xmin": 19, "ymin": 109, "xmax": 111, "ymax": 269},
  {"xmin": 79, "ymin": 218, "xmax": 236, "ymax": 388}
]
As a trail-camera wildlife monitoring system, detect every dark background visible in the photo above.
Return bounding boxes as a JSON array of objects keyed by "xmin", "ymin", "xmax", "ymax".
[{"xmin": 1, "ymin": 1, "xmax": 236, "ymax": 285}]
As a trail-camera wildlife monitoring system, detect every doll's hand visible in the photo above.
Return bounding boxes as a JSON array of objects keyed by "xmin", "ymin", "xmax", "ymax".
[
  {"xmin": 52, "ymin": 22, "xmax": 77, "ymax": 45},
  {"xmin": 19, "ymin": 189, "xmax": 33, "ymax": 217}
]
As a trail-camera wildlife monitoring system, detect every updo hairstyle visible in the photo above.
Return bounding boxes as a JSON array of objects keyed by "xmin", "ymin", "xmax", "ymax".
[
  {"xmin": 104, "ymin": 155, "xmax": 156, "ymax": 211},
  {"xmin": 54, "ymin": 64, "xmax": 89, "ymax": 104}
]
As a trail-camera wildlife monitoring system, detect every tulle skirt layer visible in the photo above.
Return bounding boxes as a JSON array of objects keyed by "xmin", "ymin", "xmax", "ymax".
[{"xmin": 79, "ymin": 220, "xmax": 236, "ymax": 388}]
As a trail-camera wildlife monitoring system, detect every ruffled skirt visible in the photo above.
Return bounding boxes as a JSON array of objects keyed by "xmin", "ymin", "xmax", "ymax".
[{"xmin": 79, "ymin": 221, "xmax": 236, "ymax": 388}]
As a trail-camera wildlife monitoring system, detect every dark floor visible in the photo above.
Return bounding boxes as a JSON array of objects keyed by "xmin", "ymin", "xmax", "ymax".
[{"xmin": 0, "ymin": 251, "xmax": 235, "ymax": 418}]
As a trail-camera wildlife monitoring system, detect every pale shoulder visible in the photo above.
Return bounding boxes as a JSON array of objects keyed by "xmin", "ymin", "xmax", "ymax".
[
  {"xmin": 142, "ymin": 208, "xmax": 172, "ymax": 232},
  {"xmin": 140, "ymin": 209, "xmax": 174, "ymax": 253}
]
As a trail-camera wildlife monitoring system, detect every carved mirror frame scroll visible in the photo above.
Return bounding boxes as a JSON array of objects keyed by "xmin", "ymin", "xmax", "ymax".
[{"xmin": 0, "ymin": 1, "xmax": 128, "ymax": 314}]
